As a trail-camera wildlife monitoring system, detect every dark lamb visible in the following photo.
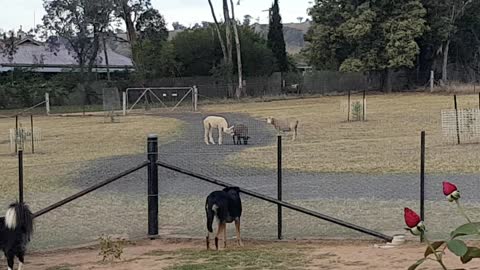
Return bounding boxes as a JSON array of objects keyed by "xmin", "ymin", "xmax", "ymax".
[{"xmin": 232, "ymin": 124, "xmax": 250, "ymax": 145}]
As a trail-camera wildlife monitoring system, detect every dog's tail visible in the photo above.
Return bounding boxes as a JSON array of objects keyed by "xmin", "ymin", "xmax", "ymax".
[
  {"xmin": 6, "ymin": 202, "xmax": 34, "ymax": 239},
  {"xmin": 205, "ymin": 198, "xmax": 216, "ymax": 233}
]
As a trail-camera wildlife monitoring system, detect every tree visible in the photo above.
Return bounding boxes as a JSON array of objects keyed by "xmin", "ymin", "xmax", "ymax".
[
  {"xmin": 171, "ymin": 26, "xmax": 274, "ymax": 77},
  {"xmin": 0, "ymin": 31, "xmax": 18, "ymax": 64},
  {"xmin": 230, "ymin": 0, "xmax": 244, "ymax": 98},
  {"xmin": 42, "ymin": 0, "xmax": 114, "ymax": 104},
  {"xmin": 172, "ymin": 27, "xmax": 222, "ymax": 76},
  {"xmin": 268, "ymin": 0, "xmax": 288, "ymax": 72},
  {"xmin": 207, "ymin": 0, "xmax": 243, "ymax": 97},
  {"xmin": 305, "ymin": 0, "xmax": 427, "ymax": 92},
  {"xmin": 113, "ymin": 0, "xmax": 151, "ymax": 45},
  {"xmin": 134, "ymin": 8, "xmax": 174, "ymax": 78},
  {"xmin": 135, "ymin": 8, "xmax": 168, "ymax": 41},
  {"xmin": 113, "ymin": 0, "xmax": 151, "ymax": 78},
  {"xmin": 420, "ymin": 0, "xmax": 476, "ymax": 84},
  {"xmin": 243, "ymin": 15, "xmax": 253, "ymax": 26},
  {"xmin": 172, "ymin": 22, "xmax": 187, "ymax": 30}
]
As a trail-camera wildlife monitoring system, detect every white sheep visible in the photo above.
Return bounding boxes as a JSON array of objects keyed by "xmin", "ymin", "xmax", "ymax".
[
  {"xmin": 266, "ymin": 117, "xmax": 299, "ymax": 141},
  {"xmin": 203, "ymin": 116, "xmax": 234, "ymax": 145}
]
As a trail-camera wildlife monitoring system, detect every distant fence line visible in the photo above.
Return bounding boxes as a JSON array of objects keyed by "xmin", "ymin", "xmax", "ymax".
[{"xmin": 2, "ymin": 68, "xmax": 477, "ymax": 109}]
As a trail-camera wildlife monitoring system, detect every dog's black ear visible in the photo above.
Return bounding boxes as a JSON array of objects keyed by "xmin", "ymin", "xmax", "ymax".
[{"xmin": 223, "ymin": 186, "xmax": 240, "ymax": 192}]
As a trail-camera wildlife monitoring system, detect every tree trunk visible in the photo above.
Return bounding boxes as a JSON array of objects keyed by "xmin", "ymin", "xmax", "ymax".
[
  {"xmin": 230, "ymin": 0, "xmax": 244, "ymax": 98},
  {"xmin": 384, "ymin": 68, "xmax": 393, "ymax": 93},
  {"xmin": 207, "ymin": 0, "xmax": 228, "ymax": 63},
  {"xmin": 441, "ymin": 39, "xmax": 450, "ymax": 85},
  {"xmin": 122, "ymin": 3, "xmax": 137, "ymax": 45},
  {"xmin": 222, "ymin": 0, "xmax": 234, "ymax": 97}
]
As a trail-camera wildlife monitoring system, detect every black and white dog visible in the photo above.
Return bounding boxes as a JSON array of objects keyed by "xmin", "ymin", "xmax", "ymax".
[
  {"xmin": 205, "ymin": 187, "xmax": 243, "ymax": 250},
  {"xmin": 0, "ymin": 202, "xmax": 34, "ymax": 270}
]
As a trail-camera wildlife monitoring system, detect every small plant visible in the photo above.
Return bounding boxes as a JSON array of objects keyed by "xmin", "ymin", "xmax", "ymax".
[
  {"xmin": 98, "ymin": 235, "xmax": 125, "ymax": 262},
  {"xmin": 351, "ymin": 101, "xmax": 363, "ymax": 121},
  {"xmin": 405, "ymin": 181, "xmax": 480, "ymax": 270}
]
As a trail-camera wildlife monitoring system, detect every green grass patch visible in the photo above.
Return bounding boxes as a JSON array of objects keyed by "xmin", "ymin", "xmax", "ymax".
[{"xmin": 146, "ymin": 246, "xmax": 309, "ymax": 270}]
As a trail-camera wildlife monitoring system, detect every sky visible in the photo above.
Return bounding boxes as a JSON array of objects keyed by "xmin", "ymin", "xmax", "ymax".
[{"xmin": 0, "ymin": 0, "xmax": 312, "ymax": 32}]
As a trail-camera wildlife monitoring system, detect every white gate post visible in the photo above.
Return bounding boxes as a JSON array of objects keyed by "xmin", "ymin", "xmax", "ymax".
[
  {"xmin": 122, "ymin": 91, "xmax": 127, "ymax": 116},
  {"xmin": 193, "ymin": 86, "xmax": 198, "ymax": 112},
  {"xmin": 45, "ymin": 93, "xmax": 50, "ymax": 115}
]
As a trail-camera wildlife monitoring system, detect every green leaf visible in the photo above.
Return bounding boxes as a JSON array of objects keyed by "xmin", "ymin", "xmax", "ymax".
[
  {"xmin": 447, "ymin": 239, "xmax": 468, "ymax": 257},
  {"xmin": 451, "ymin": 223, "xmax": 480, "ymax": 239},
  {"xmin": 425, "ymin": 241, "xmax": 445, "ymax": 258},
  {"xmin": 461, "ymin": 247, "xmax": 480, "ymax": 264},
  {"xmin": 408, "ymin": 258, "xmax": 426, "ymax": 270}
]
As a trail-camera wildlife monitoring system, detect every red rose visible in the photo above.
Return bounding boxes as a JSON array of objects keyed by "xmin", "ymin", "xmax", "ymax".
[
  {"xmin": 404, "ymin": 208, "xmax": 421, "ymax": 228},
  {"xmin": 443, "ymin": 181, "xmax": 461, "ymax": 202},
  {"xmin": 443, "ymin": 181, "xmax": 458, "ymax": 196}
]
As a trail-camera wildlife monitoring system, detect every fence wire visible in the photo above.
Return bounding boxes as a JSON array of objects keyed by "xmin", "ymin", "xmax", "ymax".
[{"xmin": 0, "ymin": 91, "xmax": 480, "ymax": 250}]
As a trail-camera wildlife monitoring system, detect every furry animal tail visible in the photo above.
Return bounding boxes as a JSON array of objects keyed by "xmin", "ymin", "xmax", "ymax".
[
  {"xmin": 205, "ymin": 199, "xmax": 216, "ymax": 233},
  {"xmin": 5, "ymin": 202, "xmax": 34, "ymax": 238}
]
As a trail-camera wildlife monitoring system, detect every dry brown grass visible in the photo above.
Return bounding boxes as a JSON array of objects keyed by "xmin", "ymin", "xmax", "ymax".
[
  {"xmin": 204, "ymin": 93, "xmax": 480, "ymax": 173},
  {"xmin": 0, "ymin": 115, "xmax": 183, "ymax": 194},
  {"xmin": 431, "ymin": 82, "xmax": 480, "ymax": 94}
]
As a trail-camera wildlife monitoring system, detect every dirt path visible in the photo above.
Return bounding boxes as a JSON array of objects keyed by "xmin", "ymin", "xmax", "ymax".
[{"xmin": 27, "ymin": 238, "xmax": 480, "ymax": 270}]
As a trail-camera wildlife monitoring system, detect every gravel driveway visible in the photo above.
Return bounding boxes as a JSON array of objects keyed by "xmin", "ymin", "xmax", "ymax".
[{"xmin": 73, "ymin": 112, "xmax": 480, "ymax": 203}]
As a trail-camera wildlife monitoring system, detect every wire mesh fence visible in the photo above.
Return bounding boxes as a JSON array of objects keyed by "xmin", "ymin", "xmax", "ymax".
[{"xmin": 0, "ymin": 91, "xmax": 480, "ymax": 251}]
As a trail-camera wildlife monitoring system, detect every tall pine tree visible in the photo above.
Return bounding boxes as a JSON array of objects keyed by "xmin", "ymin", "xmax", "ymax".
[{"xmin": 267, "ymin": 0, "xmax": 288, "ymax": 72}]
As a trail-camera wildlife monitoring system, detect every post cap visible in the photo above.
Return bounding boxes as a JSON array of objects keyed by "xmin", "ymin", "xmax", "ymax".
[{"xmin": 148, "ymin": 134, "xmax": 158, "ymax": 139}]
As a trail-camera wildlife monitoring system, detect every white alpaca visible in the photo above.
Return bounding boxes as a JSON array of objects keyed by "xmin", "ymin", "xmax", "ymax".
[{"xmin": 203, "ymin": 116, "xmax": 234, "ymax": 145}]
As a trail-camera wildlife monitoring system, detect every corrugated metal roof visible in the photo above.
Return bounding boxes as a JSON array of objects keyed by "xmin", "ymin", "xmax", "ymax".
[{"xmin": 0, "ymin": 39, "xmax": 134, "ymax": 70}]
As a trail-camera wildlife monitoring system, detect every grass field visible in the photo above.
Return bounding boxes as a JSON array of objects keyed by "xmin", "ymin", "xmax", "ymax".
[
  {"xmin": 0, "ymin": 115, "xmax": 184, "ymax": 195},
  {"xmin": 205, "ymin": 93, "xmax": 480, "ymax": 174}
]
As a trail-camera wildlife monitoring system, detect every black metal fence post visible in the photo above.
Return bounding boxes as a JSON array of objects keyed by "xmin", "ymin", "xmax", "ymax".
[
  {"xmin": 18, "ymin": 149, "xmax": 24, "ymax": 204},
  {"xmin": 454, "ymin": 95, "xmax": 461, "ymax": 144},
  {"xmin": 147, "ymin": 134, "xmax": 159, "ymax": 238},
  {"xmin": 420, "ymin": 131, "xmax": 425, "ymax": 242},
  {"xmin": 277, "ymin": 135, "xmax": 282, "ymax": 240}
]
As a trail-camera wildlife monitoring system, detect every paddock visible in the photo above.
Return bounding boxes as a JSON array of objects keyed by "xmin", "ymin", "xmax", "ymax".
[{"xmin": 0, "ymin": 93, "xmax": 479, "ymax": 254}]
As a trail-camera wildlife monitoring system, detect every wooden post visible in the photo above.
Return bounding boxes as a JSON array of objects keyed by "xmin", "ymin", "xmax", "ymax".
[
  {"xmin": 347, "ymin": 90, "xmax": 351, "ymax": 121},
  {"xmin": 362, "ymin": 90, "xmax": 366, "ymax": 121},
  {"xmin": 430, "ymin": 70, "xmax": 434, "ymax": 92},
  {"xmin": 30, "ymin": 114, "xmax": 34, "ymax": 154},
  {"xmin": 454, "ymin": 95, "xmax": 461, "ymax": 144}
]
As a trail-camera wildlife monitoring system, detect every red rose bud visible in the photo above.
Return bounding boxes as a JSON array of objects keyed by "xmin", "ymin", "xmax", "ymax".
[
  {"xmin": 404, "ymin": 208, "xmax": 425, "ymax": 236},
  {"xmin": 443, "ymin": 181, "xmax": 457, "ymax": 196},
  {"xmin": 443, "ymin": 181, "xmax": 460, "ymax": 202},
  {"xmin": 404, "ymin": 208, "xmax": 421, "ymax": 228}
]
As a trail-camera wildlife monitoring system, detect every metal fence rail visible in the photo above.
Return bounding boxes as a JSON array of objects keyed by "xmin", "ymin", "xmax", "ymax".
[{"xmin": 156, "ymin": 160, "xmax": 394, "ymax": 242}]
